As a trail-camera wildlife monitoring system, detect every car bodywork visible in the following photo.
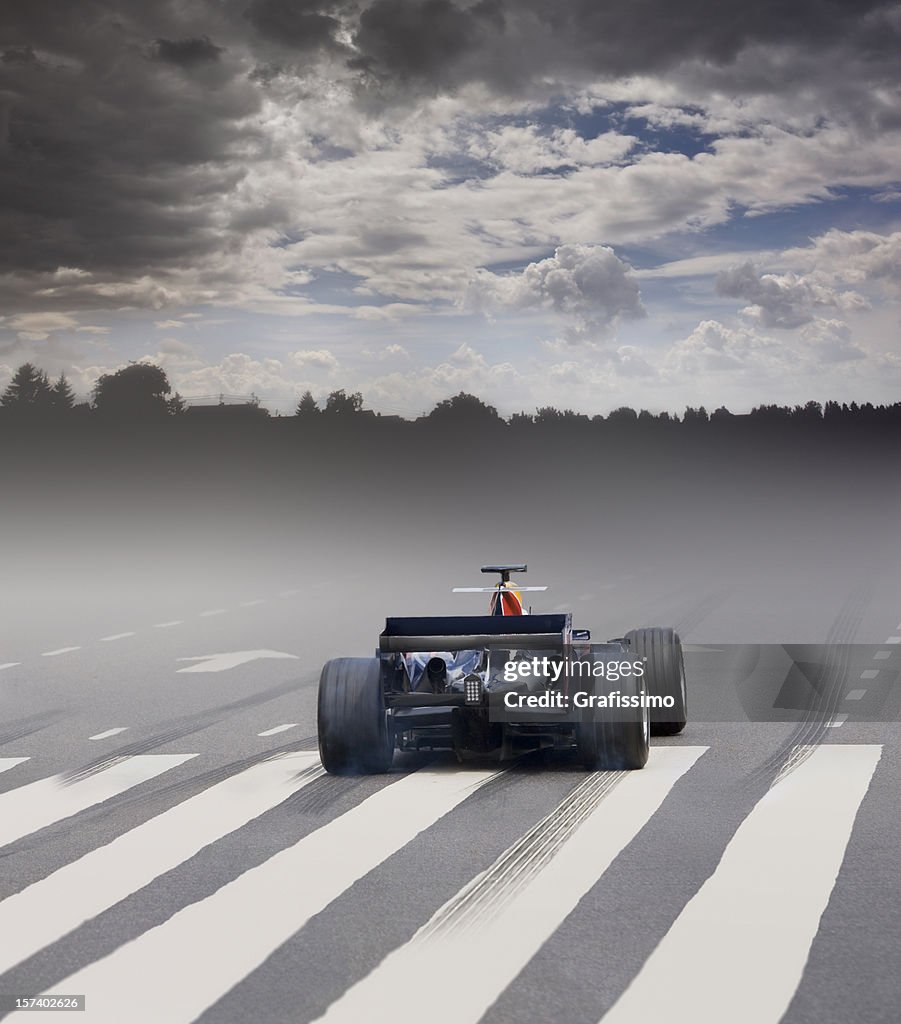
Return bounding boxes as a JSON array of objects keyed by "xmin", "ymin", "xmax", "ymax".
[{"xmin": 317, "ymin": 565, "xmax": 686, "ymax": 774}]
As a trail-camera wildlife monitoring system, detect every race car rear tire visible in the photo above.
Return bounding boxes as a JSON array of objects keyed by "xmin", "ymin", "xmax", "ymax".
[
  {"xmin": 318, "ymin": 658, "xmax": 394, "ymax": 775},
  {"xmin": 625, "ymin": 627, "xmax": 687, "ymax": 735},
  {"xmin": 576, "ymin": 664, "xmax": 649, "ymax": 770}
]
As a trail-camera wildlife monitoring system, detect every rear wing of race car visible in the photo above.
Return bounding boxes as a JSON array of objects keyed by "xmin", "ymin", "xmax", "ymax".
[{"xmin": 379, "ymin": 613, "xmax": 572, "ymax": 653}]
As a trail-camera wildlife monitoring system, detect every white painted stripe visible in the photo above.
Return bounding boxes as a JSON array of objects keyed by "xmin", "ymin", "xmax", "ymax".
[
  {"xmin": 36, "ymin": 767, "xmax": 502, "ymax": 1024},
  {"xmin": 0, "ymin": 757, "xmax": 30, "ymax": 775},
  {"xmin": 199, "ymin": 608, "xmax": 227, "ymax": 617},
  {"xmin": 0, "ymin": 755, "xmax": 196, "ymax": 850},
  {"xmin": 874, "ymin": 651, "xmax": 891, "ymax": 660},
  {"xmin": 40, "ymin": 646, "xmax": 81, "ymax": 657},
  {"xmin": 257, "ymin": 723, "xmax": 297, "ymax": 737},
  {"xmin": 176, "ymin": 650, "xmax": 298, "ymax": 673},
  {"xmin": 599, "ymin": 744, "xmax": 881, "ymax": 1024},
  {"xmin": 99, "ymin": 632, "xmax": 135, "ymax": 643},
  {"xmin": 0, "ymin": 662, "xmax": 21, "ymax": 671},
  {"xmin": 279, "ymin": 589, "xmax": 301, "ymax": 597},
  {"xmin": 314, "ymin": 747, "xmax": 708, "ymax": 1024},
  {"xmin": 826, "ymin": 714, "xmax": 848, "ymax": 727},
  {"xmin": 0, "ymin": 753, "xmax": 323, "ymax": 975},
  {"xmin": 886, "ymin": 636, "xmax": 901, "ymax": 644},
  {"xmin": 239, "ymin": 599, "xmax": 265, "ymax": 607},
  {"xmin": 845, "ymin": 689, "xmax": 866, "ymax": 701},
  {"xmin": 89, "ymin": 728, "xmax": 129, "ymax": 741},
  {"xmin": 153, "ymin": 620, "xmax": 183, "ymax": 629},
  {"xmin": 861, "ymin": 669, "xmax": 879, "ymax": 679}
]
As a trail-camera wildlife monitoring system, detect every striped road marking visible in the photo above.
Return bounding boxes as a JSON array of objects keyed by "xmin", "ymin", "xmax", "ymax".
[
  {"xmin": 257, "ymin": 724, "xmax": 297, "ymax": 737},
  {"xmin": 25, "ymin": 767, "xmax": 505, "ymax": 1024},
  {"xmin": 89, "ymin": 728, "xmax": 129, "ymax": 741},
  {"xmin": 0, "ymin": 755, "xmax": 196, "ymax": 850},
  {"xmin": 314, "ymin": 747, "xmax": 708, "ymax": 1024},
  {"xmin": 599, "ymin": 744, "xmax": 881, "ymax": 1024},
  {"xmin": 0, "ymin": 753, "xmax": 323, "ymax": 975}
]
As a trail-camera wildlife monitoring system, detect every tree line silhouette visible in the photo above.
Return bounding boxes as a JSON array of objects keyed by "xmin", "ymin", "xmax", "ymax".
[{"xmin": 2, "ymin": 360, "xmax": 900, "ymax": 433}]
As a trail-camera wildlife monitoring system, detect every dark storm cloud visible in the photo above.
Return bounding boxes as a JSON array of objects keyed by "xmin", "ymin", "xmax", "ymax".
[
  {"xmin": 245, "ymin": 0, "xmax": 344, "ymax": 50},
  {"xmin": 0, "ymin": 0, "xmax": 264, "ymax": 303},
  {"xmin": 346, "ymin": 0, "xmax": 894, "ymax": 92},
  {"xmin": 0, "ymin": 0, "xmax": 898, "ymax": 313},
  {"xmin": 352, "ymin": 0, "xmax": 482, "ymax": 83},
  {"xmin": 152, "ymin": 36, "xmax": 224, "ymax": 66}
]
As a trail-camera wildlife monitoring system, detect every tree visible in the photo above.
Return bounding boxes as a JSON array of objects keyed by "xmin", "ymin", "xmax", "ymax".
[
  {"xmin": 92, "ymin": 362, "xmax": 172, "ymax": 418},
  {"xmin": 50, "ymin": 373, "xmax": 75, "ymax": 411},
  {"xmin": 534, "ymin": 406, "xmax": 565, "ymax": 423},
  {"xmin": 427, "ymin": 392, "xmax": 502, "ymax": 425},
  {"xmin": 1, "ymin": 363, "xmax": 53, "ymax": 412},
  {"xmin": 295, "ymin": 390, "xmax": 320, "ymax": 419},
  {"xmin": 683, "ymin": 406, "xmax": 709, "ymax": 424},
  {"xmin": 167, "ymin": 391, "xmax": 187, "ymax": 415},
  {"xmin": 607, "ymin": 406, "xmax": 639, "ymax": 426},
  {"xmin": 324, "ymin": 389, "xmax": 364, "ymax": 416}
]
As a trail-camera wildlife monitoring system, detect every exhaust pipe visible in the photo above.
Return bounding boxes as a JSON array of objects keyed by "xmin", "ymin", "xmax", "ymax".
[{"xmin": 426, "ymin": 656, "xmax": 447, "ymax": 692}]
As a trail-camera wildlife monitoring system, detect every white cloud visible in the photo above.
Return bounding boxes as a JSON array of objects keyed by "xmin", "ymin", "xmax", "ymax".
[
  {"xmin": 799, "ymin": 319, "xmax": 866, "ymax": 363},
  {"xmin": 716, "ymin": 261, "xmax": 868, "ymax": 329},
  {"xmin": 168, "ymin": 352, "xmax": 295, "ymax": 398},
  {"xmin": 157, "ymin": 337, "xmax": 198, "ymax": 360},
  {"xmin": 367, "ymin": 343, "xmax": 520, "ymax": 413},
  {"xmin": 290, "ymin": 348, "xmax": 340, "ymax": 371},
  {"xmin": 5, "ymin": 312, "xmax": 79, "ymax": 341},
  {"xmin": 468, "ymin": 244, "xmax": 644, "ymax": 342},
  {"xmin": 467, "ymin": 125, "xmax": 636, "ymax": 174},
  {"xmin": 664, "ymin": 319, "xmax": 794, "ymax": 375},
  {"xmin": 782, "ymin": 229, "xmax": 901, "ymax": 291}
]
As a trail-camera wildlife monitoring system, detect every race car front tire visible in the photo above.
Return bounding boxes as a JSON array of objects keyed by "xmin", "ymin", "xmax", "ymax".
[
  {"xmin": 576, "ymin": 664, "xmax": 649, "ymax": 770},
  {"xmin": 318, "ymin": 658, "xmax": 394, "ymax": 775},
  {"xmin": 624, "ymin": 627, "xmax": 687, "ymax": 735}
]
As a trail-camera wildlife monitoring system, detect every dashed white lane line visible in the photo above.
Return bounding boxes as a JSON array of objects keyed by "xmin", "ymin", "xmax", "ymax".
[
  {"xmin": 861, "ymin": 669, "xmax": 879, "ymax": 679},
  {"xmin": 240, "ymin": 599, "xmax": 266, "ymax": 607},
  {"xmin": 99, "ymin": 632, "xmax": 136, "ymax": 643},
  {"xmin": 40, "ymin": 647, "xmax": 81, "ymax": 658},
  {"xmin": 89, "ymin": 728, "xmax": 129, "ymax": 741},
  {"xmin": 0, "ymin": 758, "xmax": 30, "ymax": 775},
  {"xmin": 257, "ymin": 724, "xmax": 297, "ymax": 737},
  {"xmin": 826, "ymin": 714, "xmax": 848, "ymax": 728},
  {"xmin": 199, "ymin": 608, "xmax": 227, "ymax": 618},
  {"xmin": 600, "ymin": 744, "xmax": 882, "ymax": 1024},
  {"xmin": 887, "ymin": 636, "xmax": 901, "ymax": 644},
  {"xmin": 873, "ymin": 651, "xmax": 891, "ymax": 660},
  {"xmin": 279, "ymin": 589, "xmax": 301, "ymax": 597},
  {"xmin": 845, "ymin": 690, "xmax": 867, "ymax": 701},
  {"xmin": 154, "ymin": 621, "xmax": 183, "ymax": 629},
  {"xmin": 0, "ymin": 662, "xmax": 21, "ymax": 671}
]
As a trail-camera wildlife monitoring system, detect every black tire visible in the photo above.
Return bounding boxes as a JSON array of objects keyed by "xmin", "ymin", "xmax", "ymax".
[
  {"xmin": 576, "ymin": 660, "xmax": 650, "ymax": 770},
  {"xmin": 318, "ymin": 658, "xmax": 394, "ymax": 774},
  {"xmin": 625, "ymin": 627, "xmax": 687, "ymax": 735}
]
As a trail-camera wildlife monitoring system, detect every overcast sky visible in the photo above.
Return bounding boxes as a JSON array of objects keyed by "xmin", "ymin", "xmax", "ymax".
[{"xmin": 1, "ymin": 0, "xmax": 900, "ymax": 415}]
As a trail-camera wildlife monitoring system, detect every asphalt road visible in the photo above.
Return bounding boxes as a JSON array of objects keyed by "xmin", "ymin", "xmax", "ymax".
[{"xmin": 1, "ymin": 560, "xmax": 901, "ymax": 1024}]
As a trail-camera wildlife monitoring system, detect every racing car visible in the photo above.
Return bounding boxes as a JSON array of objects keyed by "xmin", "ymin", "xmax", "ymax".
[{"xmin": 317, "ymin": 565, "xmax": 687, "ymax": 774}]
